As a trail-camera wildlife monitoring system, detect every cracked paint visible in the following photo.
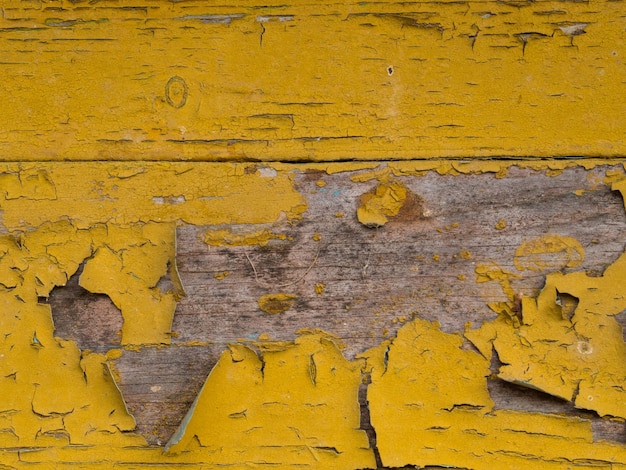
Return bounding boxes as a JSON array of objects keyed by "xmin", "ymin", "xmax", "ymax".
[
  {"xmin": 357, "ymin": 180, "xmax": 407, "ymax": 228},
  {"xmin": 0, "ymin": 1, "xmax": 625, "ymax": 160},
  {"xmin": 366, "ymin": 318, "xmax": 626, "ymax": 469},
  {"xmin": 165, "ymin": 332, "xmax": 375, "ymax": 469},
  {"xmin": 0, "ymin": 0, "xmax": 625, "ymax": 466},
  {"xmin": 514, "ymin": 234, "xmax": 585, "ymax": 272},
  {"xmin": 467, "ymin": 248, "xmax": 626, "ymax": 419},
  {"xmin": 1, "ymin": 161, "xmax": 626, "ymax": 468},
  {"xmin": 0, "ymin": 223, "xmax": 143, "ymax": 447}
]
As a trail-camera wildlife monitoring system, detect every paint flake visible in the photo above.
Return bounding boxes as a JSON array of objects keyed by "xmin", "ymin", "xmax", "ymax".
[
  {"xmin": 166, "ymin": 332, "xmax": 375, "ymax": 469},
  {"xmin": 366, "ymin": 318, "xmax": 626, "ymax": 469}
]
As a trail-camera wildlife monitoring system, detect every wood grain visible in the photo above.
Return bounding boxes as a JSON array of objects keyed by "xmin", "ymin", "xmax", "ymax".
[
  {"xmin": 0, "ymin": 1, "xmax": 624, "ymax": 161},
  {"xmin": 49, "ymin": 165, "xmax": 626, "ymax": 452}
]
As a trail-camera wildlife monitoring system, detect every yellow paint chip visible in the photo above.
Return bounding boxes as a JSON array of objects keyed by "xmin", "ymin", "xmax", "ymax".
[
  {"xmin": 214, "ymin": 271, "xmax": 230, "ymax": 280},
  {"xmin": 203, "ymin": 228, "xmax": 287, "ymax": 247},
  {"xmin": 494, "ymin": 219, "xmax": 507, "ymax": 230},
  {"xmin": 513, "ymin": 234, "xmax": 584, "ymax": 272},
  {"xmin": 475, "ymin": 262, "xmax": 518, "ymax": 301},
  {"xmin": 257, "ymin": 293, "xmax": 297, "ymax": 314},
  {"xmin": 357, "ymin": 181, "xmax": 407, "ymax": 228}
]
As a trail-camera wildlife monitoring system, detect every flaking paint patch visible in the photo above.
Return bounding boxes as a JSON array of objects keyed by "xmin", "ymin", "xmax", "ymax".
[
  {"xmin": 257, "ymin": 293, "xmax": 297, "ymax": 314},
  {"xmin": 0, "ymin": 219, "xmax": 189, "ymax": 449},
  {"xmin": 468, "ymin": 250, "xmax": 626, "ymax": 419},
  {"xmin": 203, "ymin": 228, "xmax": 288, "ymax": 247},
  {"xmin": 366, "ymin": 318, "xmax": 626, "ymax": 469},
  {"xmin": 357, "ymin": 180, "xmax": 407, "ymax": 228},
  {"xmin": 3, "ymin": 161, "xmax": 626, "ymax": 467},
  {"xmin": 0, "ymin": 163, "xmax": 307, "ymax": 231},
  {"xmin": 514, "ymin": 234, "xmax": 585, "ymax": 272},
  {"xmin": 165, "ymin": 332, "xmax": 375, "ymax": 469}
]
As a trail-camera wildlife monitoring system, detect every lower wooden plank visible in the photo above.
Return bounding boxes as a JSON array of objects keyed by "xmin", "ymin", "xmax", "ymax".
[{"xmin": 3, "ymin": 161, "xmax": 626, "ymax": 468}]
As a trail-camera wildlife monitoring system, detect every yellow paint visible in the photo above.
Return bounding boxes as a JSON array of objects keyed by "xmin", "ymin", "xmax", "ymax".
[
  {"xmin": 0, "ymin": 297, "xmax": 143, "ymax": 448},
  {"xmin": 204, "ymin": 228, "xmax": 287, "ymax": 247},
  {"xmin": 475, "ymin": 262, "xmax": 518, "ymax": 301},
  {"xmin": 514, "ymin": 234, "xmax": 585, "ymax": 272},
  {"xmin": 357, "ymin": 181, "xmax": 407, "ymax": 227},
  {"xmin": 1, "ymin": 0, "xmax": 626, "ymax": 465},
  {"xmin": 257, "ymin": 293, "xmax": 298, "ymax": 314},
  {"xmin": 165, "ymin": 332, "xmax": 375, "ymax": 469},
  {"xmin": 1, "ymin": 1, "xmax": 625, "ymax": 161},
  {"xmin": 467, "ymin": 249, "xmax": 626, "ymax": 419},
  {"xmin": 0, "ymin": 163, "xmax": 306, "ymax": 231},
  {"xmin": 2, "ymin": 160, "xmax": 626, "ymax": 466},
  {"xmin": 214, "ymin": 271, "xmax": 230, "ymax": 280},
  {"xmin": 0, "ymin": 162, "xmax": 312, "ymax": 464},
  {"xmin": 365, "ymin": 318, "xmax": 626, "ymax": 469},
  {"xmin": 604, "ymin": 168, "xmax": 626, "ymax": 185}
]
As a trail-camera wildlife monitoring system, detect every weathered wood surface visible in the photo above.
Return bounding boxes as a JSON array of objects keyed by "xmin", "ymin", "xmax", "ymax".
[
  {"xmin": 49, "ymin": 165, "xmax": 626, "ymax": 451},
  {"xmin": 0, "ymin": 0, "xmax": 624, "ymax": 161}
]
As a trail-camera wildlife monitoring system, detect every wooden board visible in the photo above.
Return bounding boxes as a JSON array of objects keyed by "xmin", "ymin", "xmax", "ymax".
[
  {"xmin": 48, "ymin": 164, "xmax": 626, "ymax": 450},
  {"xmin": 0, "ymin": 0, "xmax": 624, "ymax": 161}
]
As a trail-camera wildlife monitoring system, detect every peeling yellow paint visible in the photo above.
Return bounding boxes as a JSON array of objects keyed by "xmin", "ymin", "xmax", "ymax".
[
  {"xmin": 514, "ymin": 234, "xmax": 585, "ymax": 272},
  {"xmin": 357, "ymin": 181, "xmax": 407, "ymax": 228},
  {"xmin": 257, "ymin": 293, "xmax": 298, "ymax": 315},
  {"xmin": 3, "ymin": 161, "xmax": 626, "ymax": 466},
  {"xmin": 1, "ymin": 0, "xmax": 626, "ymax": 465},
  {"xmin": 0, "ymin": 163, "xmax": 307, "ymax": 232},
  {"xmin": 366, "ymin": 318, "xmax": 626, "ymax": 469},
  {"xmin": 475, "ymin": 262, "xmax": 518, "ymax": 301},
  {"xmin": 165, "ymin": 332, "xmax": 375, "ymax": 469},
  {"xmin": 0, "ymin": 323, "xmax": 142, "ymax": 447},
  {"xmin": 203, "ymin": 228, "xmax": 288, "ymax": 247},
  {"xmin": 467, "ymin": 248, "xmax": 626, "ymax": 419}
]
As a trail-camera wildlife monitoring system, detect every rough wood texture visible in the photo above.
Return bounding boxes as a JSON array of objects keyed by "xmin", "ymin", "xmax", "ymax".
[
  {"xmin": 49, "ymin": 165, "xmax": 626, "ymax": 450},
  {"xmin": 0, "ymin": 0, "xmax": 624, "ymax": 161}
]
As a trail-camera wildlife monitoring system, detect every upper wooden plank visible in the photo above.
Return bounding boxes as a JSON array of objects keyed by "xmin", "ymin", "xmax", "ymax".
[{"xmin": 1, "ymin": 0, "xmax": 624, "ymax": 161}]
